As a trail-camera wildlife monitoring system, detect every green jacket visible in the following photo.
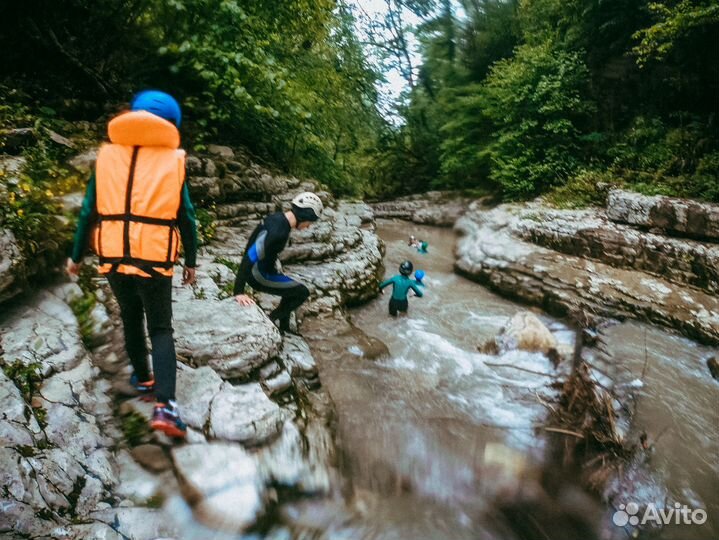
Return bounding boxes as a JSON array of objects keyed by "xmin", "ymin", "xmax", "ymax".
[
  {"xmin": 70, "ymin": 172, "xmax": 198, "ymax": 267},
  {"xmin": 379, "ymin": 274, "xmax": 424, "ymax": 301}
]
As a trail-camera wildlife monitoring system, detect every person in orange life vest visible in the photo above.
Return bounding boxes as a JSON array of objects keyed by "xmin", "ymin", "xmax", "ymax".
[{"xmin": 66, "ymin": 90, "xmax": 197, "ymax": 438}]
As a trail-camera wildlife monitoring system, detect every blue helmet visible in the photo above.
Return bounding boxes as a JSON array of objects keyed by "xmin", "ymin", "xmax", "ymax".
[
  {"xmin": 130, "ymin": 90, "xmax": 182, "ymax": 127},
  {"xmin": 415, "ymin": 269, "xmax": 425, "ymax": 281}
]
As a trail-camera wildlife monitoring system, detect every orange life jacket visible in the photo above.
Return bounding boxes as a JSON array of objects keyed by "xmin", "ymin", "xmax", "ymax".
[{"xmin": 93, "ymin": 111, "xmax": 186, "ymax": 278}]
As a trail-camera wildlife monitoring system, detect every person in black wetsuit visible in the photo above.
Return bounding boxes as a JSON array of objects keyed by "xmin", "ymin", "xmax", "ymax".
[{"xmin": 233, "ymin": 192, "xmax": 323, "ymax": 334}]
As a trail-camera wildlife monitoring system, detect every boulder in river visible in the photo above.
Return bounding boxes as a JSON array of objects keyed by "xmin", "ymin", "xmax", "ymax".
[{"xmin": 480, "ymin": 311, "xmax": 559, "ymax": 355}]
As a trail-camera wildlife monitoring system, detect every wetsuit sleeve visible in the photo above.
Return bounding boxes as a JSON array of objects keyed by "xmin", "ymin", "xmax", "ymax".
[
  {"xmin": 70, "ymin": 172, "xmax": 98, "ymax": 263},
  {"xmin": 233, "ymin": 257, "xmax": 250, "ymax": 295},
  {"xmin": 379, "ymin": 276, "xmax": 395, "ymax": 289},
  {"xmin": 410, "ymin": 282, "xmax": 424, "ymax": 297},
  {"xmin": 177, "ymin": 183, "xmax": 198, "ymax": 268}
]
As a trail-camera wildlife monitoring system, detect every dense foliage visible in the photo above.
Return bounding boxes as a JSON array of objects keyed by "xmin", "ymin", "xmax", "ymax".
[
  {"xmin": 368, "ymin": 0, "xmax": 719, "ymax": 202},
  {"xmin": 0, "ymin": 0, "xmax": 382, "ymax": 195},
  {"xmin": 1, "ymin": 0, "xmax": 716, "ymax": 211}
]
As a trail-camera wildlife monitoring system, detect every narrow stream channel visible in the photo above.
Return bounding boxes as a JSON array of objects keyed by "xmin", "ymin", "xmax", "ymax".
[
  {"xmin": 302, "ymin": 219, "xmax": 577, "ymax": 538},
  {"xmin": 307, "ymin": 218, "xmax": 718, "ymax": 539}
]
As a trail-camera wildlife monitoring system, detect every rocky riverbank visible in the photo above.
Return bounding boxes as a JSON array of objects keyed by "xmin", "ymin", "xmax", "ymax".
[
  {"xmin": 455, "ymin": 190, "xmax": 719, "ymax": 346},
  {"xmin": 0, "ymin": 144, "xmax": 384, "ymax": 538},
  {"xmin": 371, "ymin": 191, "xmax": 473, "ymax": 226}
]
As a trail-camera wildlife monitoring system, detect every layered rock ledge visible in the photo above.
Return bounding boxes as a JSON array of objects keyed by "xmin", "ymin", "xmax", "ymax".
[
  {"xmin": 455, "ymin": 201, "xmax": 719, "ymax": 345},
  {"xmin": 371, "ymin": 191, "xmax": 472, "ymax": 226},
  {"xmin": 607, "ymin": 189, "xmax": 719, "ymax": 241},
  {"xmin": 513, "ymin": 204, "xmax": 719, "ymax": 293}
]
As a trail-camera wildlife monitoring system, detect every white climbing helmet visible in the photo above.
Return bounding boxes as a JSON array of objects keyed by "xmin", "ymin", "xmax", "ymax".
[{"xmin": 291, "ymin": 191, "xmax": 324, "ymax": 222}]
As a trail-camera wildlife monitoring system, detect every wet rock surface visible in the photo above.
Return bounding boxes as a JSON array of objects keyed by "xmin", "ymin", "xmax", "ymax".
[
  {"xmin": 456, "ymin": 201, "xmax": 719, "ymax": 345},
  {"xmin": 607, "ymin": 189, "xmax": 719, "ymax": 241},
  {"xmin": 0, "ymin": 285, "xmax": 124, "ymax": 538},
  {"xmin": 0, "ymin": 143, "xmax": 384, "ymax": 536},
  {"xmin": 172, "ymin": 443, "xmax": 265, "ymax": 532}
]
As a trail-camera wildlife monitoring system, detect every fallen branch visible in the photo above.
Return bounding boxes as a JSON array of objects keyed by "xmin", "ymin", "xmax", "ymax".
[
  {"xmin": 535, "ymin": 391, "xmax": 557, "ymax": 413},
  {"xmin": 484, "ymin": 362, "xmax": 555, "ymax": 377},
  {"xmin": 544, "ymin": 427, "xmax": 585, "ymax": 438}
]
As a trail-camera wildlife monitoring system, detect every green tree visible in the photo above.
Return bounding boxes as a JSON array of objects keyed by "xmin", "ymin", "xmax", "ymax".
[{"xmin": 479, "ymin": 42, "xmax": 595, "ymax": 198}]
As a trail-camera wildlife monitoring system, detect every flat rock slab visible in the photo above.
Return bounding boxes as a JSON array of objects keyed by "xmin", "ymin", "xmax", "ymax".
[
  {"xmin": 280, "ymin": 334, "xmax": 318, "ymax": 377},
  {"xmin": 90, "ymin": 507, "xmax": 179, "ymax": 539},
  {"xmin": 209, "ymin": 383, "xmax": 287, "ymax": 445},
  {"xmin": 172, "ymin": 271, "xmax": 282, "ymax": 379},
  {"xmin": 0, "ymin": 370, "xmax": 39, "ymax": 445},
  {"xmin": 176, "ymin": 365, "xmax": 224, "ymax": 430},
  {"xmin": 173, "ymin": 443, "xmax": 264, "ymax": 532}
]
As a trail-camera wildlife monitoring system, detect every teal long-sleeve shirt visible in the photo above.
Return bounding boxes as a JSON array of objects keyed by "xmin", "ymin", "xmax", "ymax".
[
  {"xmin": 379, "ymin": 274, "xmax": 424, "ymax": 301},
  {"xmin": 70, "ymin": 172, "xmax": 198, "ymax": 267}
]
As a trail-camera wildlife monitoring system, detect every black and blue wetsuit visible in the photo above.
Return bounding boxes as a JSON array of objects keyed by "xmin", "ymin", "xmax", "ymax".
[
  {"xmin": 233, "ymin": 212, "xmax": 309, "ymax": 330},
  {"xmin": 379, "ymin": 274, "xmax": 423, "ymax": 316}
]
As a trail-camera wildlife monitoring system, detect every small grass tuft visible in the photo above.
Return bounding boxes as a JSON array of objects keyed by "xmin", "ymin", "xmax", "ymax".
[
  {"xmin": 1, "ymin": 359, "xmax": 43, "ymax": 401},
  {"xmin": 120, "ymin": 411, "xmax": 151, "ymax": 447}
]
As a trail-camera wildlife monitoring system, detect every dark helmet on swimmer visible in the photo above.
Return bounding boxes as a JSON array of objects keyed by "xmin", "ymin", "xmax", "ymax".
[
  {"xmin": 291, "ymin": 192, "xmax": 324, "ymax": 223},
  {"xmin": 131, "ymin": 90, "xmax": 182, "ymax": 127},
  {"xmin": 399, "ymin": 260, "xmax": 413, "ymax": 276}
]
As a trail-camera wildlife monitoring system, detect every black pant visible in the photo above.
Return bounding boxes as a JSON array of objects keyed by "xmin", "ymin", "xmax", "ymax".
[
  {"xmin": 107, "ymin": 273, "xmax": 176, "ymax": 404},
  {"xmin": 389, "ymin": 298, "xmax": 408, "ymax": 316},
  {"xmin": 245, "ymin": 271, "xmax": 310, "ymax": 331}
]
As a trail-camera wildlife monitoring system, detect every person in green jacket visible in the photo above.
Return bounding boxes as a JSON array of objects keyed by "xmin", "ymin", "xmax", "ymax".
[
  {"xmin": 379, "ymin": 260, "xmax": 423, "ymax": 316},
  {"xmin": 67, "ymin": 90, "xmax": 198, "ymax": 439}
]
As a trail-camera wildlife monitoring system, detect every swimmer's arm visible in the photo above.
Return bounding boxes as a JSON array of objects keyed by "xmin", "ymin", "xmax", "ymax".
[
  {"xmin": 379, "ymin": 276, "xmax": 395, "ymax": 289},
  {"xmin": 410, "ymin": 283, "xmax": 423, "ymax": 297}
]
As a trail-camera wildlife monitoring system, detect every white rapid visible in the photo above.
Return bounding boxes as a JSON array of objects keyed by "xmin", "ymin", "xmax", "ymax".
[{"xmin": 300, "ymin": 219, "xmax": 574, "ymax": 538}]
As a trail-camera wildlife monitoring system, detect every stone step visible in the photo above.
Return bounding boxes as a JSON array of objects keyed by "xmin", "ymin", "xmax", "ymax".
[
  {"xmin": 607, "ymin": 189, "xmax": 719, "ymax": 242},
  {"xmin": 512, "ymin": 205, "xmax": 719, "ymax": 294}
]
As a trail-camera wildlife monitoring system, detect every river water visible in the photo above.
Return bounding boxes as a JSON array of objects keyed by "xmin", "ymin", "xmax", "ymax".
[
  {"xmin": 300, "ymin": 219, "xmax": 580, "ymax": 538},
  {"xmin": 601, "ymin": 321, "xmax": 718, "ymax": 540},
  {"xmin": 303, "ymin": 218, "xmax": 718, "ymax": 539}
]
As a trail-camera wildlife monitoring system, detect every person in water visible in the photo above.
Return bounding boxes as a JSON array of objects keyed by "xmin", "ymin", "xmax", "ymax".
[
  {"xmin": 408, "ymin": 235, "xmax": 419, "ymax": 248},
  {"xmin": 414, "ymin": 269, "xmax": 426, "ymax": 287},
  {"xmin": 233, "ymin": 192, "xmax": 323, "ymax": 334},
  {"xmin": 417, "ymin": 240, "xmax": 428, "ymax": 254},
  {"xmin": 67, "ymin": 90, "xmax": 197, "ymax": 438},
  {"xmin": 379, "ymin": 260, "xmax": 424, "ymax": 316}
]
